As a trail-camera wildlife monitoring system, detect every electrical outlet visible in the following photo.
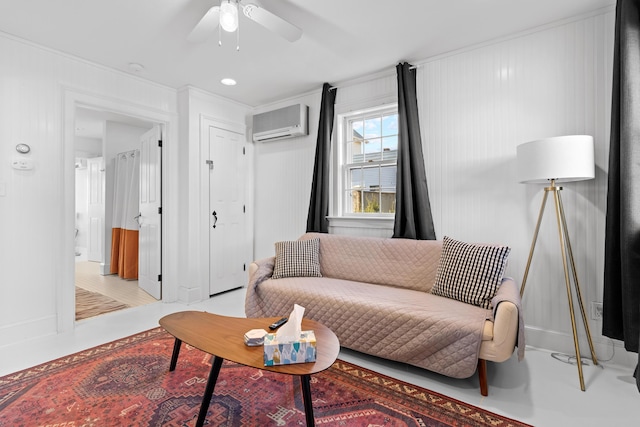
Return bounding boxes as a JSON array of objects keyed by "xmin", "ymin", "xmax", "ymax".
[{"xmin": 590, "ymin": 302, "xmax": 603, "ymax": 320}]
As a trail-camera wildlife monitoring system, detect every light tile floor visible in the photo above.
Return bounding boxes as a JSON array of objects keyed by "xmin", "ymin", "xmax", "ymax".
[{"xmin": 1, "ymin": 288, "xmax": 638, "ymax": 426}]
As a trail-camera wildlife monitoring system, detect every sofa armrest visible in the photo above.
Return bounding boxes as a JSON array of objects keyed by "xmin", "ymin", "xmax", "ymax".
[
  {"xmin": 491, "ymin": 299, "xmax": 519, "ymax": 347},
  {"xmin": 479, "ymin": 278, "xmax": 523, "ymax": 362},
  {"xmin": 245, "ymin": 256, "xmax": 276, "ymax": 318},
  {"xmin": 248, "ymin": 256, "xmax": 275, "ymax": 286}
]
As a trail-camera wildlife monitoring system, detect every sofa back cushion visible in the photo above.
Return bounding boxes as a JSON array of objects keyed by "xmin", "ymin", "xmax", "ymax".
[{"xmin": 300, "ymin": 233, "xmax": 442, "ymax": 293}]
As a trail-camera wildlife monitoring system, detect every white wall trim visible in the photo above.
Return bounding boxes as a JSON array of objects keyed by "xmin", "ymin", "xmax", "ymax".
[
  {"xmin": 60, "ymin": 86, "xmax": 179, "ymax": 333},
  {"xmin": 0, "ymin": 315, "xmax": 57, "ymax": 349},
  {"xmin": 524, "ymin": 325, "xmax": 637, "ymax": 371},
  {"xmin": 179, "ymin": 85, "xmax": 251, "ymax": 110},
  {"xmin": 200, "ymin": 114, "xmax": 246, "ymax": 135},
  {"xmin": 0, "ymin": 31, "xmax": 175, "ymax": 93},
  {"xmin": 324, "ymin": 6, "xmax": 616, "ymax": 98},
  {"xmin": 327, "ymin": 216, "xmax": 394, "ymax": 238},
  {"xmin": 197, "ymin": 114, "xmax": 248, "ymax": 301}
]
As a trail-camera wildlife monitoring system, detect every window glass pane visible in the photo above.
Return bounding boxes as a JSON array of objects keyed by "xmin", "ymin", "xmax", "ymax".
[
  {"xmin": 362, "ymin": 190, "xmax": 381, "ymax": 213},
  {"xmin": 348, "ymin": 120, "xmax": 364, "ymax": 163},
  {"xmin": 382, "ymin": 136, "xmax": 397, "ymax": 161},
  {"xmin": 382, "ymin": 114, "xmax": 398, "ymax": 137},
  {"xmin": 347, "ymin": 189, "xmax": 364, "ymax": 213},
  {"xmin": 349, "ymin": 167, "xmax": 363, "ymax": 189},
  {"xmin": 379, "ymin": 188, "xmax": 396, "ymax": 213},
  {"xmin": 361, "ymin": 166, "xmax": 380, "ymax": 190},
  {"xmin": 380, "ymin": 165, "xmax": 397, "ymax": 190},
  {"xmin": 363, "ymin": 137, "xmax": 382, "ymax": 162},
  {"xmin": 348, "ymin": 140, "xmax": 363, "ymax": 163},
  {"xmin": 349, "ymin": 120, "xmax": 364, "ymax": 142},
  {"xmin": 364, "ymin": 117, "xmax": 381, "ymax": 139}
]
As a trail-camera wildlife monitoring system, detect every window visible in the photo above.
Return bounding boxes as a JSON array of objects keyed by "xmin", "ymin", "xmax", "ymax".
[{"xmin": 339, "ymin": 105, "xmax": 398, "ymax": 215}]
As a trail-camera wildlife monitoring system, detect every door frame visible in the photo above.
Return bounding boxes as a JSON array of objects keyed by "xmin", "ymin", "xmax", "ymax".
[
  {"xmin": 60, "ymin": 87, "xmax": 178, "ymax": 333},
  {"xmin": 198, "ymin": 115, "xmax": 251, "ymax": 300}
]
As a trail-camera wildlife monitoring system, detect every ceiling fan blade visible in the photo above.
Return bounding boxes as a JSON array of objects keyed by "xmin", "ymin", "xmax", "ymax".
[
  {"xmin": 241, "ymin": 3, "xmax": 302, "ymax": 42},
  {"xmin": 187, "ymin": 6, "xmax": 220, "ymax": 43}
]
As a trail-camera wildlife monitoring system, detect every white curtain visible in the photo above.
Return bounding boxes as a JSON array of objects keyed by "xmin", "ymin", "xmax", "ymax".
[{"xmin": 110, "ymin": 150, "xmax": 140, "ymax": 279}]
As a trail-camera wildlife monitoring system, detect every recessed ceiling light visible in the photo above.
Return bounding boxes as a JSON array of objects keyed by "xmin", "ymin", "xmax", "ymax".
[{"xmin": 221, "ymin": 78, "xmax": 237, "ymax": 86}]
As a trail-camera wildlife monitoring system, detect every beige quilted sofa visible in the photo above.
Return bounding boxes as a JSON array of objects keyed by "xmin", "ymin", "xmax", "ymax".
[{"xmin": 245, "ymin": 233, "xmax": 523, "ymax": 396}]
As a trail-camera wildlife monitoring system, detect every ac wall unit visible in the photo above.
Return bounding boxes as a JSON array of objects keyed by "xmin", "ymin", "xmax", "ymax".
[{"xmin": 252, "ymin": 104, "xmax": 309, "ymax": 142}]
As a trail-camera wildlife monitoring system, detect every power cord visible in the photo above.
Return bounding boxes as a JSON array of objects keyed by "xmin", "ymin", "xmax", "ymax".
[{"xmin": 550, "ymin": 338, "xmax": 616, "ymax": 368}]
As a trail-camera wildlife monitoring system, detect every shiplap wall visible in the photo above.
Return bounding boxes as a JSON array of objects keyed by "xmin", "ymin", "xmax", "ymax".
[
  {"xmin": 0, "ymin": 33, "xmax": 251, "ymax": 345},
  {"xmin": 253, "ymin": 9, "xmax": 623, "ymax": 361},
  {"xmin": 0, "ymin": 33, "xmax": 180, "ymax": 344},
  {"xmin": 252, "ymin": 91, "xmax": 322, "ymax": 258}
]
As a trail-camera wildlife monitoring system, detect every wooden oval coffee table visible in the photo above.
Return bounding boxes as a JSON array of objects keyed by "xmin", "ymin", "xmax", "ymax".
[{"xmin": 159, "ymin": 311, "xmax": 340, "ymax": 427}]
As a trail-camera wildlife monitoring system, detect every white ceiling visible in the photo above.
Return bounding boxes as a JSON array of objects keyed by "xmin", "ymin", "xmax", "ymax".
[{"xmin": 0, "ymin": 0, "xmax": 615, "ymax": 107}]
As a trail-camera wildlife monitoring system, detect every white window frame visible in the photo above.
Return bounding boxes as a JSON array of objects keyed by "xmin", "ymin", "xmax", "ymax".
[{"xmin": 334, "ymin": 103, "xmax": 399, "ymax": 218}]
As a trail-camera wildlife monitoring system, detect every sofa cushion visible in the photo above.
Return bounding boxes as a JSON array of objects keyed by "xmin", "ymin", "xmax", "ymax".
[
  {"xmin": 272, "ymin": 238, "xmax": 322, "ymax": 279},
  {"xmin": 431, "ymin": 236, "xmax": 511, "ymax": 309},
  {"xmin": 299, "ymin": 233, "xmax": 442, "ymax": 292},
  {"xmin": 249, "ymin": 275, "xmax": 489, "ymax": 379}
]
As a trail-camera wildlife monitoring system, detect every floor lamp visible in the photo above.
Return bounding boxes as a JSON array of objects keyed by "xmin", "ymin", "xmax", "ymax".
[{"xmin": 516, "ymin": 135, "xmax": 598, "ymax": 391}]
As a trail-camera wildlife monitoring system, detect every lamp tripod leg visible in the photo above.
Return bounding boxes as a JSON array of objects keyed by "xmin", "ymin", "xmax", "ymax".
[
  {"xmin": 553, "ymin": 189, "xmax": 585, "ymax": 391},
  {"xmin": 556, "ymin": 192, "xmax": 599, "ymax": 366},
  {"xmin": 521, "ymin": 190, "xmax": 550, "ymax": 297}
]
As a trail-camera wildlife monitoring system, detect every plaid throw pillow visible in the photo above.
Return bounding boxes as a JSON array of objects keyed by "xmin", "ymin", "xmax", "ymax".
[
  {"xmin": 272, "ymin": 238, "xmax": 322, "ymax": 279},
  {"xmin": 431, "ymin": 236, "xmax": 511, "ymax": 309}
]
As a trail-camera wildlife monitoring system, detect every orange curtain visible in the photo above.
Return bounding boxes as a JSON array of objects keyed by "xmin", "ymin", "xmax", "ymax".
[{"xmin": 110, "ymin": 228, "xmax": 139, "ymax": 279}]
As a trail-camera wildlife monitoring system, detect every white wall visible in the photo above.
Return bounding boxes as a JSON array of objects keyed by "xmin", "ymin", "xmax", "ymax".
[
  {"xmin": 0, "ymin": 33, "xmax": 178, "ymax": 345},
  {"xmin": 253, "ymin": 9, "xmax": 624, "ymax": 362},
  {"xmin": 418, "ymin": 11, "xmax": 615, "ymax": 360},
  {"xmin": 252, "ymin": 91, "xmax": 322, "ymax": 259}
]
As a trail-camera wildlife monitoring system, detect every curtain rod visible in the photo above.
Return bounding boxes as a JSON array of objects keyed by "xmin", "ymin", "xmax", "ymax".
[
  {"xmin": 329, "ymin": 64, "xmax": 419, "ymax": 91},
  {"xmin": 117, "ymin": 149, "xmax": 139, "ymax": 157}
]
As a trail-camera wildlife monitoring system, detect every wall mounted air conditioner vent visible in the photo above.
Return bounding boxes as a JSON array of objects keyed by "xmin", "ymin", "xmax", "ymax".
[{"xmin": 252, "ymin": 104, "xmax": 309, "ymax": 142}]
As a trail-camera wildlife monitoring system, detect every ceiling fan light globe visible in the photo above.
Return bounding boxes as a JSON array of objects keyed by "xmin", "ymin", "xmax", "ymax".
[{"xmin": 220, "ymin": 0, "xmax": 239, "ymax": 32}]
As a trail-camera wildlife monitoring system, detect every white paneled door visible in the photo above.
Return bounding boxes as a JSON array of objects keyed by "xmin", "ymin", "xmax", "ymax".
[
  {"xmin": 86, "ymin": 157, "xmax": 105, "ymax": 262},
  {"xmin": 139, "ymin": 126, "xmax": 162, "ymax": 299},
  {"xmin": 208, "ymin": 126, "xmax": 246, "ymax": 295}
]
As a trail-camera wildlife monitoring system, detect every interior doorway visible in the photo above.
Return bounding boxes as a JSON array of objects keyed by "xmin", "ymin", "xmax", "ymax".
[{"xmin": 73, "ymin": 107, "xmax": 160, "ymax": 319}]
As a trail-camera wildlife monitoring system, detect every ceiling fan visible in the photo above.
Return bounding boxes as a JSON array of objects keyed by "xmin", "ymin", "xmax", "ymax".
[{"xmin": 188, "ymin": 0, "xmax": 303, "ymax": 47}]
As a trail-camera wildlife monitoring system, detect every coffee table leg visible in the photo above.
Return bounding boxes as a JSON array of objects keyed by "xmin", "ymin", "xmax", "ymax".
[
  {"xmin": 169, "ymin": 338, "xmax": 182, "ymax": 372},
  {"xmin": 300, "ymin": 375, "xmax": 315, "ymax": 427},
  {"xmin": 196, "ymin": 356, "xmax": 224, "ymax": 427}
]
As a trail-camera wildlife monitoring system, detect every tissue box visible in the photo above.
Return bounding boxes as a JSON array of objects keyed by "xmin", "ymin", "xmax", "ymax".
[{"xmin": 263, "ymin": 331, "xmax": 316, "ymax": 366}]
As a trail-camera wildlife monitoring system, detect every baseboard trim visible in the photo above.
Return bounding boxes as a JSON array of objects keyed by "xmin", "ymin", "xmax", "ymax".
[
  {"xmin": 525, "ymin": 325, "xmax": 637, "ymax": 370},
  {"xmin": 0, "ymin": 315, "xmax": 57, "ymax": 348},
  {"xmin": 178, "ymin": 285, "xmax": 202, "ymax": 304},
  {"xmin": 99, "ymin": 263, "xmax": 110, "ymax": 276}
]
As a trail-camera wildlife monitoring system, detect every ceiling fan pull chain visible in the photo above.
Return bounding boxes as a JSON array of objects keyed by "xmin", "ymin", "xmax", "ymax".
[{"xmin": 218, "ymin": 18, "xmax": 222, "ymax": 47}]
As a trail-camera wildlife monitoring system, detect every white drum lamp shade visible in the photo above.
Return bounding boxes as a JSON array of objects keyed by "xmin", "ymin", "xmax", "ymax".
[{"xmin": 516, "ymin": 135, "xmax": 595, "ymax": 184}]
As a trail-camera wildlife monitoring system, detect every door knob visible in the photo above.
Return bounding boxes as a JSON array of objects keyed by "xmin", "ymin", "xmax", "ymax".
[{"xmin": 212, "ymin": 211, "xmax": 217, "ymax": 228}]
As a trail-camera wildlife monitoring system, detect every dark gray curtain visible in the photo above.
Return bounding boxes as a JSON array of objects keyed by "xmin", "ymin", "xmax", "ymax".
[
  {"xmin": 602, "ymin": 0, "xmax": 640, "ymax": 392},
  {"xmin": 306, "ymin": 83, "xmax": 337, "ymax": 233},
  {"xmin": 393, "ymin": 62, "xmax": 436, "ymax": 240}
]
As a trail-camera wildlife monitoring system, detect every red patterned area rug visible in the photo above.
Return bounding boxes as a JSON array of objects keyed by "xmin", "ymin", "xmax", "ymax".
[{"xmin": 0, "ymin": 328, "xmax": 531, "ymax": 427}]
